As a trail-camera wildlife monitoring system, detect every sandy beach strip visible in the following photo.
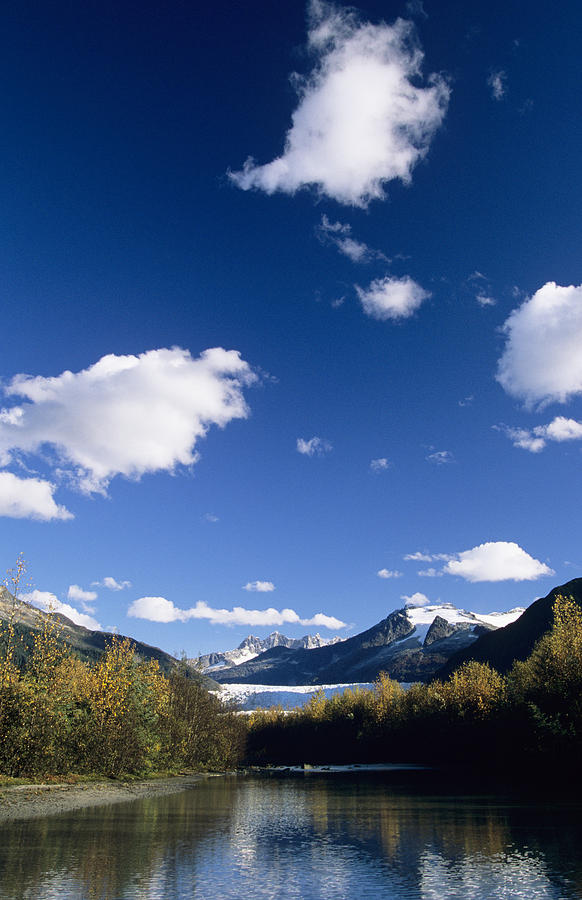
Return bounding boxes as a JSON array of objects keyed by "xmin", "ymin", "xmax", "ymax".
[{"xmin": 0, "ymin": 773, "xmax": 211, "ymax": 822}]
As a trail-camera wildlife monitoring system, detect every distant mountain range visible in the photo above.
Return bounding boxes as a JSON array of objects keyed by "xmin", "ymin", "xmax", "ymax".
[
  {"xmin": 4, "ymin": 576, "xmax": 580, "ymax": 690},
  {"xmin": 192, "ymin": 631, "xmax": 343, "ymax": 673},
  {"xmin": 209, "ymin": 602, "xmax": 526, "ymax": 686},
  {"xmin": 0, "ymin": 587, "xmax": 215, "ymax": 686}
]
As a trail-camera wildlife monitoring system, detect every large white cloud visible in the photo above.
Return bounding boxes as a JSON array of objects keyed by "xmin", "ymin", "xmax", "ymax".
[
  {"xmin": 0, "ymin": 347, "xmax": 256, "ymax": 494},
  {"xmin": 229, "ymin": 1, "xmax": 449, "ymax": 207},
  {"xmin": 356, "ymin": 275, "xmax": 430, "ymax": 320},
  {"xmin": 127, "ymin": 596, "xmax": 346, "ymax": 630},
  {"xmin": 0, "ymin": 471, "xmax": 72, "ymax": 521},
  {"xmin": 496, "ymin": 282, "xmax": 582, "ymax": 406},
  {"xmin": 23, "ymin": 589, "xmax": 102, "ymax": 630},
  {"xmin": 444, "ymin": 541, "xmax": 553, "ymax": 583},
  {"xmin": 499, "ymin": 417, "xmax": 582, "ymax": 452}
]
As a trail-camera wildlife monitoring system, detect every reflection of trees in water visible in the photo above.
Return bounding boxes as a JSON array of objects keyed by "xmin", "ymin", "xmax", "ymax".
[
  {"xmin": 227, "ymin": 775, "xmax": 582, "ymax": 899},
  {"xmin": 1, "ymin": 775, "xmax": 581, "ymax": 899},
  {"xmin": 0, "ymin": 779, "xmax": 241, "ymax": 899}
]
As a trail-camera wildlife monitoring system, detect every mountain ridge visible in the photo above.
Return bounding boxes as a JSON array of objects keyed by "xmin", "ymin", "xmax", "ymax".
[
  {"xmin": 192, "ymin": 630, "xmax": 343, "ymax": 672},
  {"xmin": 210, "ymin": 601, "xmax": 525, "ymax": 685},
  {"xmin": 435, "ymin": 577, "xmax": 582, "ymax": 679}
]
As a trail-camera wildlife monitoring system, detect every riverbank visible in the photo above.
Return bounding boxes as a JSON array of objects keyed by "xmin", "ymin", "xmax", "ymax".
[{"xmin": 0, "ymin": 773, "xmax": 212, "ymax": 822}]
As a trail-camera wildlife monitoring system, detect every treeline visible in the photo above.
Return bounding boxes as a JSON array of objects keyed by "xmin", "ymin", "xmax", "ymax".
[
  {"xmin": 246, "ymin": 595, "xmax": 582, "ymax": 773},
  {"xmin": 0, "ymin": 598, "xmax": 245, "ymax": 778}
]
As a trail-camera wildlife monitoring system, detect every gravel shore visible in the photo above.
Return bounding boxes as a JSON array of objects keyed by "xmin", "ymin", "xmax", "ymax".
[{"xmin": 0, "ymin": 774, "xmax": 209, "ymax": 822}]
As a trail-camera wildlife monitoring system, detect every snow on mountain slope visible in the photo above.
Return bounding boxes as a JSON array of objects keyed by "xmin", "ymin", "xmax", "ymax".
[{"xmin": 402, "ymin": 603, "xmax": 525, "ymax": 645}]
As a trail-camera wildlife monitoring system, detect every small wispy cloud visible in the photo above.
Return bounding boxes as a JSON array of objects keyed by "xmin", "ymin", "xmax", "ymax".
[
  {"xmin": 405, "ymin": 0, "xmax": 428, "ymax": 18},
  {"xmin": 458, "ymin": 396, "xmax": 474, "ymax": 407},
  {"xmin": 476, "ymin": 293, "xmax": 496, "ymax": 307},
  {"xmin": 297, "ymin": 436, "xmax": 333, "ymax": 457},
  {"xmin": 404, "ymin": 551, "xmax": 433, "ymax": 562},
  {"xmin": 377, "ymin": 568, "xmax": 402, "ymax": 579},
  {"xmin": 243, "ymin": 581, "xmax": 275, "ymax": 593},
  {"xmin": 203, "ymin": 513, "xmax": 220, "ymax": 523},
  {"xmin": 370, "ymin": 457, "xmax": 391, "ymax": 473},
  {"xmin": 317, "ymin": 215, "xmax": 387, "ymax": 263},
  {"xmin": 487, "ymin": 69, "xmax": 507, "ymax": 101},
  {"xmin": 426, "ymin": 449, "xmax": 454, "ymax": 465},
  {"xmin": 92, "ymin": 576, "xmax": 132, "ymax": 591}
]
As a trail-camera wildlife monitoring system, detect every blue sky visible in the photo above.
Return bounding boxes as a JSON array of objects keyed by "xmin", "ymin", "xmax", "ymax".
[{"xmin": 1, "ymin": 0, "xmax": 581, "ymax": 656}]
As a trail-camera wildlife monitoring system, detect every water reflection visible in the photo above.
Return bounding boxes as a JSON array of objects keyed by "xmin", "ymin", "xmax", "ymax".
[{"xmin": 0, "ymin": 772, "xmax": 581, "ymax": 899}]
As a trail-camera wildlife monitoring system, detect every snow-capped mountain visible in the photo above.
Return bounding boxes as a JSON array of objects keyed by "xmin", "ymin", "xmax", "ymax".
[
  {"xmin": 192, "ymin": 631, "xmax": 344, "ymax": 673},
  {"xmin": 209, "ymin": 602, "xmax": 526, "ymax": 686},
  {"xmin": 402, "ymin": 602, "xmax": 525, "ymax": 646}
]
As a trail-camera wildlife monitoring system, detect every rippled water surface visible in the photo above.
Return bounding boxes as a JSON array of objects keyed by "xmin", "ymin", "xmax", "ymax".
[{"xmin": 1, "ymin": 770, "xmax": 582, "ymax": 899}]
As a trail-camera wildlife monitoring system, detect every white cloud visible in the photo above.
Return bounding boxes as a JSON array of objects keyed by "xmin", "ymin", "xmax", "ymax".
[
  {"xmin": 104, "ymin": 576, "xmax": 132, "ymax": 591},
  {"xmin": 498, "ymin": 417, "xmax": 582, "ymax": 453},
  {"xmin": 404, "ymin": 551, "xmax": 433, "ymax": 562},
  {"xmin": 458, "ymin": 396, "xmax": 474, "ymax": 407},
  {"xmin": 401, "ymin": 592, "xmax": 430, "ymax": 607},
  {"xmin": 0, "ymin": 471, "xmax": 73, "ymax": 521},
  {"xmin": 487, "ymin": 69, "xmax": 507, "ymax": 100},
  {"xmin": 496, "ymin": 425, "xmax": 546, "ymax": 453},
  {"xmin": 417, "ymin": 568, "xmax": 443, "ymax": 577},
  {"xmin": 370, "ymin": 457, "xmax": 390, "ymax": 472},
  {"xmin": 405, "ymin": 0, "xmax": 427, "ymax": 18},
  {"xmin": 127, "ymin": 596, "xmax": 346, "ymax": 629},
  {"xmin": 426, "ymin": 450, "xmax": 454, "ymax": 465},
  {"xmin": 356, "ymin": 275, "xmax": 430, "ymax": 321},
  {"xmin": 23, "ymin": 589, "xmax": 102, "ymax": 630},
  {"xmin": 476, "ymin": 293, "xmax": 496, "ymax": 307},
  {"xmin": 243, "ymin": 581, "xmax": 275, "ymax": 593},
  {"xmin": 229, "ymin": 2, "xmax": 449, "ymax": 207},
  {"xmin": 0, "ymin": 347, "xmax": 256, "ymax": 494},
  {"xmin": 496, "ymin": 282, "xmax": 582, "ymax": 407},
  {"xmin": 377, "ymin": 568, "xmax": 402, "ymax": 578},
  {"xmin": 68, "ymin": 584, "xmax": 97, "ymax": 603},
  {"xmin": 92, "ymin": 576, "xmax": 132, "ymax": 591},
  {"xmin": 203, "ymin": 513, "xmax": 220, "ymax": 523},
  {"xmin": 317, "ymin": 215, "xmax": 386, "ymax": 263},
  {"xmin": 297, "ymin": 436, "xmax": 333, "ymax": 456},
  {"xmin": 444, "ymin": 541, "xmax": 554, "ymax": 582}
]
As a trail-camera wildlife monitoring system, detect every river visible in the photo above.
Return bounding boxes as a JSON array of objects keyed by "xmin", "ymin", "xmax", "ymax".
[{"xmin": 1, "ymin": 768, "xmax": 581, "ymax": 899}]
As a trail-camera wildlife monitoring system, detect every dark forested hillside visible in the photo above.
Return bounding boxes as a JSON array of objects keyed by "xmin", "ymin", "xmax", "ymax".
[{"xmin": 436, "ymin": 578, "xmax": 582, "ymax": 679}]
